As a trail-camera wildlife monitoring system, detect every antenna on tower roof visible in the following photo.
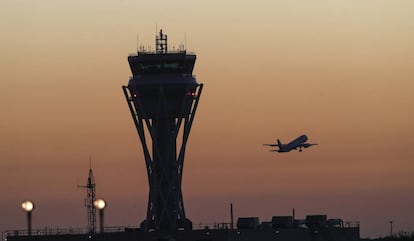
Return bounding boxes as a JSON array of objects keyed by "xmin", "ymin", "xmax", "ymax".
[
  {"xmin": 136, "ymin": 34, "xmax": 139, "ymax": 53},
  {"xmin": 184, "ymin": 32, "xmax": 187, "ymax": 51},
  {"xmin": 156, "ymin": 29, "xmax": 168, "ymax": 53}
]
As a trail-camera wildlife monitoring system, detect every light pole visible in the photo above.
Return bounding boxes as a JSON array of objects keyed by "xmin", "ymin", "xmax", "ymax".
[
  {"xmin": 389, "ymin": 221, "xmax": 393, "ymax": 237},
  {"xmin": 21, "ymin": 200, "xmax": 34, "ymax": 236},
  {"xmin": 93, "ymin": 199, "xmax": 106, "ymax": 233}
]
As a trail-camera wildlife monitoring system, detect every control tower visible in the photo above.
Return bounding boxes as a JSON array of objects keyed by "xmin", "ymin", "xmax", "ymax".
[{"xmin": 122, "ymin": 30, "xmax": 203, "ymax": 232}]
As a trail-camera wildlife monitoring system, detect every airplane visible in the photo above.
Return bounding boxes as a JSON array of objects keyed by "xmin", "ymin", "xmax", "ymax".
[{"xmin": 263, "ymin": 134, "xmax": 317, "ymax": 153}]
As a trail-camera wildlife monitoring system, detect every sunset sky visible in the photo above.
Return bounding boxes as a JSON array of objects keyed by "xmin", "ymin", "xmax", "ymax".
[{"xmin": 1, "ymin": 0, "xmax": 414, "ymax": 238}]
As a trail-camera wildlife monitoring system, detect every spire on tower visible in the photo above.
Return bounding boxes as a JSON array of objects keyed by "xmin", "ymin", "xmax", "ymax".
[{"xmin": 155, "ymin": 29, "xmax": 168, "ymax": 53}]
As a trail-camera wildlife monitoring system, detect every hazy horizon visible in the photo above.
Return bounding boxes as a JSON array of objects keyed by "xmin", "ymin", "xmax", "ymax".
[{"xmin": 1, "ymin": 0, "xmax": 413, "ymax": 238}]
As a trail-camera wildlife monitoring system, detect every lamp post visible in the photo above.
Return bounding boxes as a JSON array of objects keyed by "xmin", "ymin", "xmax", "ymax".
[
  {"xmin": 93, "ymin": 199, "xmax": 106, "ymax": 233},
  {"xmin": 21, "ymin": 200, "xmax": 34, "ymax": 236}
]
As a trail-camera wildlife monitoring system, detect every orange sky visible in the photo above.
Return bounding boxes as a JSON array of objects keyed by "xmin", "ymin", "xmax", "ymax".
[{"xmin": 1, "ymin": 0, "xmax": 414, "ymax": 238}]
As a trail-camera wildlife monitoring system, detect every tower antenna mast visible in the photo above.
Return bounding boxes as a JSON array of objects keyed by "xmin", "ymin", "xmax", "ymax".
[{"xmin": 78, "ymin": 160, "xmax": 96, "ymax": 234}]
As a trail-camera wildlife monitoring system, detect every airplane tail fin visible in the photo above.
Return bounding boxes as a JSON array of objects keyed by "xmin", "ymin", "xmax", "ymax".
[{"xmin": 277, "ymin": 139, "xmax": 282, "ymax": 146}]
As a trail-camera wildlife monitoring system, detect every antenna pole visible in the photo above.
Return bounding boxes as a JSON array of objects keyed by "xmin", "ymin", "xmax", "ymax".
[
  {"xmin": 137, "ymin": 34, "xmax": 139, "ymax": 53},
  {"xmin": 230, "ymin": 203, "xmax": 234, "ymax": 230},
  {"xmin": 79, "ymin": 162, "xmax": 97, "ymax": 235},
  {"xmin": 184, "ymin": 32, "xmax": 187, "ymax": 51}
]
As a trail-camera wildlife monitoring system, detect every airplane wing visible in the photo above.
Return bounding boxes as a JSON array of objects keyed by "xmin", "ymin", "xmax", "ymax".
[
  {"xmin": 300, "ymin": 143, "xmax": 317, "ymax": 148},
  {"xmin": 263, "ymin": 144, "xmax": 279, "ymax": 147}
]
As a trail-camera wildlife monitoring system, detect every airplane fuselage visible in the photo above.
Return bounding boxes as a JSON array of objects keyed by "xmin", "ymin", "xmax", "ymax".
[{"xmin": 279, "ymin": 135, "xmax": 308, "ymax": 152}]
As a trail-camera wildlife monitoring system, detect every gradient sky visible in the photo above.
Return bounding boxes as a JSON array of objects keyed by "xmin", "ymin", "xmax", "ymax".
[{"xmin": 1, "ymin": 0, "xmax": 414, "ymax": 238}]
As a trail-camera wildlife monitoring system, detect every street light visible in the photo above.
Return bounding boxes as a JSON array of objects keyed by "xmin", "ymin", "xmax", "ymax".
[
  {"xmin": 93, "ymin": 199, "xmax": 106, "ymax": 233},
  {"xmin": 21, "ymin": 200, "xmax": 34, "ymax": 236}
]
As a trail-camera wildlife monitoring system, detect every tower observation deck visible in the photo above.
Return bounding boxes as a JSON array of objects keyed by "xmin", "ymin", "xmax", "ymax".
[{"xmin": 122, "ymin": 30, "xmax": 203, "ymax": 232}]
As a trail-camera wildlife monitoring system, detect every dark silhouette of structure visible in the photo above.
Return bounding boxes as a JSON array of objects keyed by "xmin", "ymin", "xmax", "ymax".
[
  {"xmin": 122, "ymin": 30, "xmax": 203, "ymax": 232},
  {"xmin": 78, "ymin": 163, "xmax": 96, "ymax": 234},
  {"xmin": 5, "ymin": 213, "xmax": 360, "ymax": 241}
]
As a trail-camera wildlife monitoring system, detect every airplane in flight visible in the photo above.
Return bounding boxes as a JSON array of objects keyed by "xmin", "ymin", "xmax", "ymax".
[{"xmin": 263, "ymin": 134, "xmax": 317, "ymax": 153}]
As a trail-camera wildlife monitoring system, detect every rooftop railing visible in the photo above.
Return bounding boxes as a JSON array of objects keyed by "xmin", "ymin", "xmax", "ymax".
[
  {"xmin": 2, "ymin": 226, "xmax": 137, "ymax": 238},
  {"xmin": 2, "ymin": 221, "xmax": 359, "ymax": 238},
  {"xmin": 128, "ymin": 49, "xmax": 195, "ymax": 56}
]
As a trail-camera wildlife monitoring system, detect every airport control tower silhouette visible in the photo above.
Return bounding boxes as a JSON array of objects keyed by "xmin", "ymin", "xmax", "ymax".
[{"xmin": 123, "ymin": 30, "xmax": 203, "ymax": 232}]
